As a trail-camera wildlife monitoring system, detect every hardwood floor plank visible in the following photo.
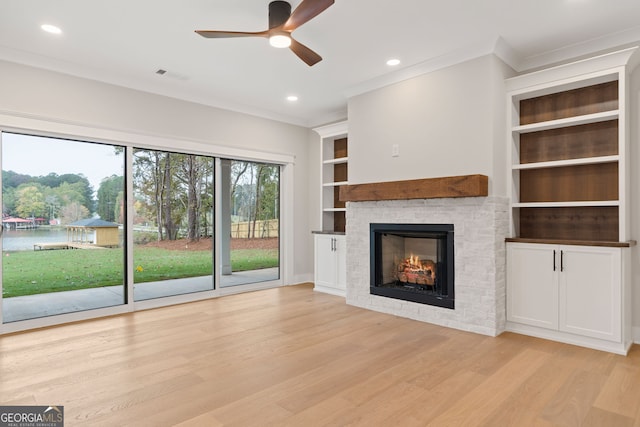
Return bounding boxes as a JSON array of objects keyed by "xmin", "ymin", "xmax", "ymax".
[
  {"xmin": 582, "ymin": 407, "xmax": 634, "ymax": 427},
  {"xmin": 427, "ymin": 348, "xmax": 551, "ymax": 425},
  {"xmin": 392, "ymin": 370, "xmax": 487, "ymax": 425},
  {"xmin": 593, "ymin": 363, "xmax": 640, "ymax": 419},
  {"xmin": 540, "ymin": 369, "xmax": 608, "ymax": 425},
  {"xmin": 481, "ymin": 358, "xmax": 575, "ymax": 425},
  {"xmin": 0, "ymin": 283, "xmax": 638, "ymax": 426},
  {"xmin": 172, "ymin": 413, "xmax": 224, "ymax": 427}
]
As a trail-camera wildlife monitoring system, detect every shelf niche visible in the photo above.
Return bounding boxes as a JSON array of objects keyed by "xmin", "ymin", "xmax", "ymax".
[
  {"xmin": 519, "ymin": 162, "xmax": 618, "ymax": 203},
  {"xmin": 519, "ymin": 120, "xmax": 618, "ymax": 164},
  {"xmin": 519, "ymin": 206, "xmax": 619, "ymax": 242},
  {"xmin": 519, "ymin": 81, "xmax": 618, "ymax": 125}
]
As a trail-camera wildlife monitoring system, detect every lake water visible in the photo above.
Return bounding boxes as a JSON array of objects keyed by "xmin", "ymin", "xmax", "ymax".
[{"xmin": 2, "ymin": 228, "xmax": 70, "ymax": 251}]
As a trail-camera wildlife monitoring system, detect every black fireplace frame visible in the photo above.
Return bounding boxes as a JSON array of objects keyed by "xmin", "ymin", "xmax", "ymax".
[{"xmin": 370, "ymin": 223, "xmax": 454, "ymax": 309}]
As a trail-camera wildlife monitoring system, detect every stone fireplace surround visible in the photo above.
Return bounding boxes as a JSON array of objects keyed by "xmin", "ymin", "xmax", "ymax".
[{"xmin": 342, "ymin": 176, "xmax": 509, "ymax": 336}]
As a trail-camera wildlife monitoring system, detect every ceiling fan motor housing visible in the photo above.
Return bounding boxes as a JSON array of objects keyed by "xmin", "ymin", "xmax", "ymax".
[{"xmin": 269, "ymin": 1, "xmax": 292, "ymax": 28}]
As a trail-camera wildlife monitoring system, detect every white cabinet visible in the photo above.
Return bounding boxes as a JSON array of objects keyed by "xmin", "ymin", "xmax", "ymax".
[
  {"xmin": 313, "ymin": 233, "xmax": 346, "ymax": 297},
  {"xmin": 507, "ymin": 242, "xmax": 630, "ymax": 354},
  {"xmin": 507, "ymin": 243, "xmax": 558, "ymax": 330}
]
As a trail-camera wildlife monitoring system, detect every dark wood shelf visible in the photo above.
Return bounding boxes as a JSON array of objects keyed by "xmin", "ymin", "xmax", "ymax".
[
  {"xmin": 505, "ymin": 237, "xmax": 635, "ymax": 248},
  {"xmin": 340, "ymin": 174, "xmax": 488, "ymax": 202}
]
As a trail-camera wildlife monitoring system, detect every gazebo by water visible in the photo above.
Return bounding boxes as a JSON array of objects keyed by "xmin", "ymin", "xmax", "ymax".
[{"xmin": 66, "ymin": 218, "xmax": 120, "ymax": 247}]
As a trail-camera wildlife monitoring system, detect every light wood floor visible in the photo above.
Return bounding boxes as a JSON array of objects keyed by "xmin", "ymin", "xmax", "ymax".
[{"xmin": 1, "ymin": 283, "xmax": 639, "ymax": 426}]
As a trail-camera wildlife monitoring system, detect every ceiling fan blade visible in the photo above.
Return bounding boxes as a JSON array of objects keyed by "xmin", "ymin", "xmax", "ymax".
[
  {"xmin": 289, "ymin": 38, "xmax": 322, "ymax": 66},
  {"xmin": 195, "ymin": 30, "xmax": 269, "ymax": 39},
  {"xmin": 283, "ymin": 0, "xmax": 334, "ymax": 31}
]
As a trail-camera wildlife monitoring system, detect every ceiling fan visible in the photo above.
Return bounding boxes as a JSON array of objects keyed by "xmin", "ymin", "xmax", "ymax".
[{"xmin": 195, "ymin": 0, "xmax": 334, "ymax": 66}]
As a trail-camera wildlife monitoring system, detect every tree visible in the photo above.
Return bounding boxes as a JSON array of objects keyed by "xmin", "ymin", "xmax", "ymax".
[
  {"xmin": 230, "ymin": 161, "xmax": 279, "ymax": 239},
  {"xmin": 175, "ymin": 154, "xmax": 214, "ymax": 242},
  {"xmin": 2, "ymin": 170, "xmax": 32, "ymax": 189},
  {"xmin": 132, "ymin": 150, "xmax": 180, "ymax": 240},
  {"xmin": 59, "ymin": 202, "xmax": 90, "ymax": 224},
  {"xmin": 38, "ymin": 173, "xmax": 94, "ymax": 214},
  {"xmin": 161, "ymin": 153, "xmax": 179, "ymax": 240},
  {"xmin": 132, "ymin": 149, "xmax": 164, "ymax": 239},
  {"xmin": 15, "ymin": 185, "xmax": 46, "ymax": 218},
  {"xmin": 1, "ymin": 171, "xmax": 95, "ymax": 219},
  {"xmin": 44, "ymin": 195, "xmax": 60, "ymax": 221},
  {"xmin": 255, "ymin": 165, "xmax": 279, "ymax": 237},
  {"xmin": 53, "ymin": 182, "xmax": 86, "ymax": 207},
  {"xmin": 133, "ymin": 149, "xmax": 214, "ymax": 242},
  {"xmin": 96, "ymin": 175, "xmax": 123, "ymax": 222},
  {"xmin": 2, "ymin": 187, "xmax": 16, "ymax": 217}
]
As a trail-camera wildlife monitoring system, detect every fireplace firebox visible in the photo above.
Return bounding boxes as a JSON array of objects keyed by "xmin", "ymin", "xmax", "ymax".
[{"xmin": 370, "ymin": 223, "xmax": 454, "ymax": 309}]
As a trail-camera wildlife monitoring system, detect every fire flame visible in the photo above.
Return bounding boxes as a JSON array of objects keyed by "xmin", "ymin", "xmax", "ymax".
[{"xmin": 395, "ymin": 253, "xmax": 436, "ymax": 286}]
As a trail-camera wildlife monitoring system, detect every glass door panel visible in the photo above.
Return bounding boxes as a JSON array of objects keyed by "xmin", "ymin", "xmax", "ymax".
[
  {"xmin": 1, "ymin": 132, "xmax": 125, "ymax": 322},
  {"xmin": 220, "ymin": 159, "xmax": 280, "ymax": 287},
  {"xmin": 132, "ymin": 149, "xmax": 215, "ymax": 300}
]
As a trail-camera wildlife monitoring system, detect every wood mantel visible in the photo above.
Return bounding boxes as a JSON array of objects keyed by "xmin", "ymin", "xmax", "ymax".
[{"xmin": 339, "ymin": 174, "xmax": 488, "ymax": 202}]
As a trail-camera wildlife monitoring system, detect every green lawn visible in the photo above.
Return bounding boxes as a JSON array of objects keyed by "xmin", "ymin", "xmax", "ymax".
[{"xmin": 1, "ymin": 247, "xmax": 278, "ymax": 298}]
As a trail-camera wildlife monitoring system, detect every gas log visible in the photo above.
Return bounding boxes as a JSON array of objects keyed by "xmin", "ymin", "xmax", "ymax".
[{"xmin": 395, "ymin": 255, "xmax": 436, "ymax": 286}]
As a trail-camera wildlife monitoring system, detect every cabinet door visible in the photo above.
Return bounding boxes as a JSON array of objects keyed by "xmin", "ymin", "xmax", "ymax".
[
  {"xmin": 507, "ymin": 243, "xmax": 558, "ymax": 329},
  {"xmin": 559, "ymin": 246, "xmax": 621, "ymax": 341},
  {"xmin": 314, "ymin": 234, "xmax": 337, "ymax": 289}
]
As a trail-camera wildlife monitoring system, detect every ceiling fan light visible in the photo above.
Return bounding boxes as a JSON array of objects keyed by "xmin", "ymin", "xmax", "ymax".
[{"xmin": 269, "ymin": 34, "xmax": 291, "ymax": 48}]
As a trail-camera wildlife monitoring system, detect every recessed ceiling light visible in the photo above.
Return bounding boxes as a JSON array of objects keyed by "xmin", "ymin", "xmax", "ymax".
[
  {"xmin": 287, "ymin": 95, "xmax": 299, "ymax": 102},
  {"xmin": 41, "ymin": 24, "xmax": 62, "ymax": 35},
  {"xmin": 386, "ymin": 58, "xmax": 401, "ymax": 66}
]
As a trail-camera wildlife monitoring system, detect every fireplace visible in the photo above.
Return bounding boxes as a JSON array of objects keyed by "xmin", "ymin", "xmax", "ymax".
[
  {"xmin": 370, "ymin": 223, "xmax": 454, "ymax": 309},
  {"xmin": 342, "ymin": 175, "xmax": 505, "ymax": 336}
]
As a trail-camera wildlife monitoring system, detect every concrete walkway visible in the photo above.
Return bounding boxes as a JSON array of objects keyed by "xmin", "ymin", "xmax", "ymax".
[{"xmin": 2, "ymin": 268, "xmax": 279, "ymax": 323}]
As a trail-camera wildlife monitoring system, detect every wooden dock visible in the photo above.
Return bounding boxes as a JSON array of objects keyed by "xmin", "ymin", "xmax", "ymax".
[{"xmin": 33, "ymin": 242, "xmax": 107, "ymax": 251}]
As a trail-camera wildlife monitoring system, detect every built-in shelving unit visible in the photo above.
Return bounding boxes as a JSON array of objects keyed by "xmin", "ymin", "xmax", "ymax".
[
  {"xmin": 504, "ymin": 47, "xmax": 638, "ymax": 354},
  {"xmin": 314, "ymin": 121, "xmax": 348, "ymax": 232},
  {"xmin": 507, "ymin": 63, "xmax": 632, "ymax": 244},
  {"xmin": 312, "ymin": 121, "xmax": 348, "ymax": 297}
]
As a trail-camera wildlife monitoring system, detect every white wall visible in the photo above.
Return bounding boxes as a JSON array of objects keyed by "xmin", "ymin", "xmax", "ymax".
[
  {"xmin": 0, "ymin": 59, "xmax": 315, "ymax": 283},
  {"xmin": 347, "ymin": 55, "xmax": 515, "ymax": 196}
]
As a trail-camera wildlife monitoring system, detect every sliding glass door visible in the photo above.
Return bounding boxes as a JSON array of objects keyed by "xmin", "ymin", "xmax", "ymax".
[
  {"xmin": 220, "ymin": 159, "xmax": 280, "ymax": 287},
  {"xmin": 1, "ymin": 132, "xmax": 125, "ymax": 322},
  {"xmin": 132, "ymin": 149, "xmax": 215, "ymax": 301},
  {"xmin": 0, "ymin": 130, "xmax": 283, "ymax": 328}
]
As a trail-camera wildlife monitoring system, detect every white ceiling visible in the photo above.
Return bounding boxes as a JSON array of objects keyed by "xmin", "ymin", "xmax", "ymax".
[{"xmin": 1, "ymin": 0, "xmax": 640, "ymax": 128}]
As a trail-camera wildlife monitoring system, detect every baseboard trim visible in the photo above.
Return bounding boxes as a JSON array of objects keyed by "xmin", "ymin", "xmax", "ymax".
[
  {"xmin": 313, "ymin": 284, "xmax": 346, "ymax": 298},
  {"xmin": 291, "ymin": 273, "xmax": 313, "ymax": 285},
  {"xmin": 506, "ymin": 322, "xmax": 630, "ymax": 355}
]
